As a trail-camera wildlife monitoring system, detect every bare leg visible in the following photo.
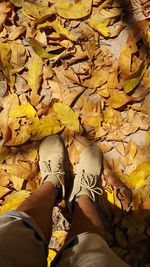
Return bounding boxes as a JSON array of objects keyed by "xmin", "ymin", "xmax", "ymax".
[
  {"xmin": 67, "ymin": 196, "xmax": 105, "ymax": 241},
  {"xmin": 17, "ymin": 182, "xmax": 57, "ymax": 242}
]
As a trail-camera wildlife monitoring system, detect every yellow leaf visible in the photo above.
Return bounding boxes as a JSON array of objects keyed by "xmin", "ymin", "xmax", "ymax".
[
  {"xmin": 97, "ymin": 85, "xmax": 109, "ymax": 98},
  {"xmin": 28, "ymin": 55, "xmax": 43, "ymax": 93},
  {"xmin": 10, "ymin": 175, "xmax": 24, "ymax": 191},
  {"xmin": 123, "ymin": 63, "xmax": 145, "ymax": 93},
  {"xmin": 55, "ymin": 0, "xmax": 92, "ymax": 19},
  {"xmin": 52, "ymin": 230, "xmax": 67, "ymax": 248},
  {"xmin": 5, "ymin": 123, "xmax": 31, "ymax": 146},
  {"xmin": 0, "ymin": 162, "xmax": 34, "ymax": 180},
  {"xmin": 22, "ymin": 2, "xmax": 54, "ymax": 20},
  {"xmin": 103, "ymin": 107, "xmax": 122, "ymax": 125},
  {"xmin": 87, "ymin": 19, "xmax": 110, "ymax": 37},
  {"xmin": 38, "ymin": 20, "xmax": 76, "ymax": 41},
  {"xmin": 0, "ymin": 190, "xmax": 30, "ymax": 215},
  {"xmin": 117, "ymin": 162, "xmax": 150, "ymax": 189},
  {"xmin": 108, "ymin": 89, "xmax": 131, "ymax": 109},
  {"xmin": 95, "ymin": 126, "xmax": 106, "ymax": 138},
  {"xmin": 105, "ymin": 187, "xmax": 115, "ymax": 205},
  {"xmin": 9, "ymin": 103, "xmax": 37, "ymax": 122},
  {"xmin": 28, "ymin": 38, "xmax": 65, "ymax": 60},
  {"xmin": 51, "ymin": 21, "xmax": 77, "ymax": 41},
  {"xmin": 54, "ymin": 103, "xmax": 80, "ymax": 132},
  {"xmin": 82, "ymin": 112, "xmax": 102, "ymax": 128},
  {"xmin": 31, "ymin": 117, "xmax": 64, "ymax": 140},
  {"xmin": 47, "ymin": 249, "xmax": 57, "ymax": 267},
  {"xmin": 0, "ymin": 186, "xmax": 10, "ymax": 198}
]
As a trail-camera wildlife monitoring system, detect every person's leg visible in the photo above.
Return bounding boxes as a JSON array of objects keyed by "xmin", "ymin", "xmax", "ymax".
[
  {"xmin": 17, "ymin": 181, "xmax": 57, "ymax": 242},
  {"xmin": 17, "ymin": 135, "xmax": 65, "ymax": 242},
  {"xmin": 67, "ymin": 195, "xmax": 105, "ymax": 240},
  {"xmin": 67, "ymin": 146, "xmax": 105, "ymax": 240}
]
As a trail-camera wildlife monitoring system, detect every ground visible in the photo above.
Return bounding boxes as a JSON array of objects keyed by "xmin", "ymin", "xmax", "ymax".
[{"xmin": 0, "ymin": 0, "xmax": 150, "ymax": 266}]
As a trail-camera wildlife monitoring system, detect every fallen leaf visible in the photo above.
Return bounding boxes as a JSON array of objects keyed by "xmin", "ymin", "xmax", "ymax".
[
  {"xmin": 0, "ymin": 190, "xmax": 30, "ymax": 214},
  {"xmin": 123, "ymin": 63, "xmax": 145, "ymax": 93},
  {"xmin": 124, "ymin": 140, "xmax": 137, "ymax": 166},
  {"xmin": 52, "ymin": 230, "xmax": 67, "ymax": 248},
  {"xmin": 47, "ymin": 249, "xmax": 57, "ymax": 267},
  {"xmin": 10, "ymin": 175, "xmax": 24, "ymax": 191},
  {"xmin": 0, "ymin": 186, "xmax": 10, "ymax": 198},
  {"xmin": 87, "ymin": 17, "xmax": 110, "ymax": 37},
  {"xmin": 28, "ymin": 55, "xmax": 43, "ymax": 93},
  {"xmin": 28, "ymin": 38, "xmax": 65, "ymax": 60},
  {"xmin": 9, "ymin": 103, "xmax": 37, "ymax": 122},
  {"xmin": 108, "ymin": 89, "xmax": 132, "ymax": 109},
  {"xmin": 0, "ymin": 162, "xmax": 35, "ymax": 180},
  {"xmin": 84, "ymin": 69, "xmax": 108, "ymax": 89},
  {"xmin": 117, "ymin": 162, "xmax": 150, "ymax": 189},
  {"xmin": 47, "ymin": 20, "xmax": 77, "ymax": 41},
  {"xmin": 10, "ymin": 43, "xmax": 26, "ymax": 69},
  {"xmin": 54, "ymin": 103, "xmax": 80, "ymax": 132},
  {"xmin": 9, "ymin": 26, "xmax": 26, "ymax": 41},
  {"xmin": 0, "ymin": 147, "xmax": 10, "ymax": 164},
  {"xmin": 31, "ymin": 117, "xmax": 64, "ymax": 140},
  {"xmin": 55, "ymin": 0, "xmax": 92, "ymax": 19}
]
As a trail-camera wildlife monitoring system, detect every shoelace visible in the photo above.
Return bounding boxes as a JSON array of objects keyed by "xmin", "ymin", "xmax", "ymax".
[
  {"xmin": 80, "ymin": 171, "xmax": 103, "ymax": 201},
  {"xmin": 43, "ymin": 159, "xmax": 65, "ymax": 181}
]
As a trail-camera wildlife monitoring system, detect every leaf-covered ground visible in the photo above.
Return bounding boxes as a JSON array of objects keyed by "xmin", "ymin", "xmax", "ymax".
[{"xmin": 0, "ymin": 0, "xmax": 150, "ymax": 266}]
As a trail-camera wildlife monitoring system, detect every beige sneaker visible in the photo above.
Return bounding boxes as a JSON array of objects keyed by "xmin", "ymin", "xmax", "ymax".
[
  {"xmin": 69, "ymin": 146, "xmax": 103, "ymax": 202},
  {"xmin": 39, "ymin": 135, "xmax": 65, "ymax": 197}
]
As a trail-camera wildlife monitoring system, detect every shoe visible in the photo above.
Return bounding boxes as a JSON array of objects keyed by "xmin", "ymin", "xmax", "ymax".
[
  {"xmin": 69, "ymin": 146, "xmax": 103, "ymax": 202},
  {"xmin": 39, "ymin": 135, "xmax": 65, "ymax": 197}
]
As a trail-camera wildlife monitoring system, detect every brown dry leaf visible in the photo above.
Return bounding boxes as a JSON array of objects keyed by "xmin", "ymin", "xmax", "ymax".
[
  {"xmin": 124, "ymin": 140, "xmax": 137, "ymax": 166},
  {"xmin": 0, "ymin": 2, "xmax": 12, "ymax": 29},
  {"xmin": 0, "ymin": 41, "xmax": 15, "ymax": 89},
  {"xmin": 84, "ymin": 69, "xmax": 108, "ymax": 89},
  {"xmin": 9, "ymin": 26, "xmax": 26, "ymax": 41},
  {"xmin": 10, "ymin": 43, "xmax": 26, "ymax": 69}
]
